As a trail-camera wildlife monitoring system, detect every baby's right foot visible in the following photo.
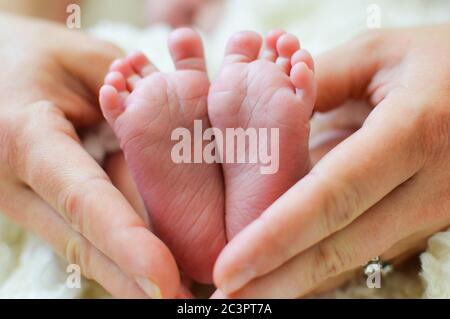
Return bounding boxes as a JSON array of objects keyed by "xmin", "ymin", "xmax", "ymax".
[
  {"xmin": 99, "ymin": 28, "xmax": 226, "ymax": 283},
  {"xmin": 209, "ymin": 30, "xmax": 316, "ymax": 239}
]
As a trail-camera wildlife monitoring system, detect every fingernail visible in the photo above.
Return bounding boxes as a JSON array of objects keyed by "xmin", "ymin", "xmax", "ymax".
[
  {"xmin": 221, "ymin": 267, "xmax": 255, "ymax": 294},
  {"xmin": 135, "ymin": 276, "xmax": 162, "ymax": 299},
  {"xmin": 210, "ymin": 290, "xmax": 228, "ymax": 299}
]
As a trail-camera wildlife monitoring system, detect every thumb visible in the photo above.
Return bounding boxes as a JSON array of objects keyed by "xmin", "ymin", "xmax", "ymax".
[{"xmin": 315, "ymin": 30, "xmax": 386, "ymax": 112}]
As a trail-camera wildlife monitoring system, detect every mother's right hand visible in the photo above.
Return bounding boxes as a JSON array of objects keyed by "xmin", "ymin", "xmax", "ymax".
[{"xmin": 0, "ymin": 13, "xmax": 180, "ymax": 298}]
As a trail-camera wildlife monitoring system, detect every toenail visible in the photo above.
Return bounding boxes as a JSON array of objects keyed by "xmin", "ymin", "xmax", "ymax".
[
  {"xmin": 141, "ymin": 65, "xmax": 155, "ymax": 76},
  {"xmin": 128, "ymin": 75, "xmax": 141, "ymax": 85},
  {"xmin": 221, "ymin": 266, "xmax": 256, "ymax": 295}
]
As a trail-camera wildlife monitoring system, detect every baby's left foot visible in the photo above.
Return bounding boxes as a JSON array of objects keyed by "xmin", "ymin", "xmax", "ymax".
[
  {"xmin": 99, "ymin": 28, "xmax": 226, "ymax": 283},
  {"xmin": 209, "ymin": 30, "xmax": 316, "ymax": 239}
]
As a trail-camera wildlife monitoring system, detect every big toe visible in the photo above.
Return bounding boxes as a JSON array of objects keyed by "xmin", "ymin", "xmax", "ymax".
[
  {"xmin": 224, "ymin": 31, "xmax": 262, "ymax": 65},
  {"xmin": 169, "ymin": 27, "xmax": 207, "ymax": 72}
]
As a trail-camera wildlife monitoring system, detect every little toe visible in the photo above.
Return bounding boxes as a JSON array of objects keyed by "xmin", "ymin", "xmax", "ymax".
[
  {"xmin": 99, "ymin": 84, "xmax": 125, "ymax": 125},
  {"xmin": 276, "ymin": 33, "xmax": 300, "ymax": 74},
  {"xmin": 290, "ymin": 61, "xmax": 316, "ymax": 108},
  {"xmin": 261, "ymin": 29, "xmax": 285, "ymax": 62},
  {"xmin": 169, "ymin": 28, "xmax": 207, "ymax": 72},
  {"xmin": 224, "ymin": 31, "xmax": 262, "ymax": 65},
  {"xmin": 291, "ymin": 49, "xmax": 314, "ymax": 71},
  {"xmin": 110, "ymin": 58, "xmax": 141, "ymax": 91},
  {"xmin": 127, "ymin": 51, "xmax": 159, "ymax": 77}
]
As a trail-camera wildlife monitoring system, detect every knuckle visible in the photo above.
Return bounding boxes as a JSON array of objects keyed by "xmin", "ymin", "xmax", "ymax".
[
  {"xmin": 13, "ymin": 101, "xmax": 65, "ymax": 139},
  {"xmin": 398, "ymin": 104, "xmax": 428, "ymax": 166},
  {"xmin": 421, "ymin": 98, "xmax": 450, "ymax": 164},
  {"xmin": 65, "ymin": 235, "xmax": 93, "ymax": 279},
  {"xmin": 256, "ymin": 213, "xmax": 301, "ymax": 262},
  {"xmin": 5, "ymin": 110, "xmax": 41, "ymax": 176},
  {"xmin": 367, "ymin": 92, "xmax": 429, "ymax": 170},
  {"xmin": 0, "ymin": 118, "xmax": 14, "ymax": 168},
  {"xmin": 6, "ymin": 101, "xmax": 78, "ymax": 178},
  {"xmin": 59, "ymin": 176, "xmax": 111, "ymax": 234},
  {"xmin": 264, "ymin": 219, "xmax": 296, "ymax": 261},
  {"xmin": 310, "ymin": 172, "xmax": 361, "ymax": 234},
  {"xmin": 322, "ymin": 193, "xmax": 356, "ymax": 235},
  {"xmin": 389, "ymin": 90, "xmax": 449, "ymax": 168},
  {"xmin": 313, "ymin": 241, "xmax": 352, "ymax": 283},
  {"xmin": 61, "ymin": 184, "xmax": 85, "ymax": 233},
  {"xmin": 26, "ymin": 72, "xmax": 49, "ymax": 94}
]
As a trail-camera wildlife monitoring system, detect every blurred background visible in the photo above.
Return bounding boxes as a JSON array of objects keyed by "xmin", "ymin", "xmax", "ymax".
[
  {"xmin": 1, "ymin": 0, "xmax": 448, "ymax": 54},
  {"xmin": 0, "ymin": 0, "xmax": 147, "ymax": 26},
  {"xmin": 1, "ymin": 0, "xmax": 448, "ymax": 75},
  {"xmin": 1, "ymin": 0, "xmax": 448, "ymax": 32},
  {"xmin": 0, "ymin": 0, "xmax": 225, "ymax": 29}
]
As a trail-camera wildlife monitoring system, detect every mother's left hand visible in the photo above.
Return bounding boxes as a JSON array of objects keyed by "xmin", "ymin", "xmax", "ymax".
[{"xmin": 212, "ymin": 25, "xmax": 450, "ymax": 298}]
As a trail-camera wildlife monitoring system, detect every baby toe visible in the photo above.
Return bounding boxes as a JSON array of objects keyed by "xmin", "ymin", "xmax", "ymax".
[
  {"xmin": 291, "ymin": 49, "xmax": 314, "ymax": 72},
  {"xmin": 169, "ymin": 27, "xmax": 207, "ymax": 72},
  {"xmin": 276, "ymin": 33, "xmax": 300, "ymax": 74},
  {"xmin": 290, "ymin": 61, "xmax": 316, "ymax": 109},
  {"xmin": 99, "ymin": 84, "xmax": 125, "ymax": 125},
  {"xmin": 104, "ymin": 71, "xmax": 128, "ymax": 92},
  {"xmin": 110, "ymin": 58, "xmax": 141, "ymax": 91},
  {"xmin": 127, "ymin": 51, "xmax": 158, "ymax": 77},
  {"xmin": 262, "ymin": 29, "xmax": 285, "ymax": 62},
  {"xmin": 224, "ymin": 31, "xmax": 262, "ymax": 65}
]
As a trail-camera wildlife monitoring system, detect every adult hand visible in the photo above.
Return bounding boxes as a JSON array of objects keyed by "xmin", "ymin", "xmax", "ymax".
[
  {"xmin": 213, "ymin": 24, "xmax": 450, "ymax": 298},
  {"xmin": 0, "ymin": 13, "xmax": 180, "ymax": 298}
]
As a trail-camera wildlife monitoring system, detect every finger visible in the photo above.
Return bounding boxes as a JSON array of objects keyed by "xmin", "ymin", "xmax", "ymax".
[
  {"xmin": 315, "ymin": 31, "xmax": 385, "ymax": 112},
  {"xmin": 58, "ymin": 32, "xmax": 124, "ymax": 93},
  {"xmin": 8, "ymin": 102, "xmax": 180, "ymax": 298},
  {"xmin": 176, "ymin": 285, "xmax": 195, "ymax": 299},
  {"xmin": 56, "ymin": 35, "xmax": 124, "ymax": 126},
  {"xmin": 54, "ymin": 87, "xmax": 104, "ymax": 127},
  {"xmin": 0, "ymin": 182, "xmax": 147, "ymax": 298},
  {"xmin": 214, "ymin": 92, "xmax": 426, "ymax": 294},
  {"xmin": 225, "ymin": 169, "xmax": 442, "ymax": 298},
  {"xmin": 104, "ymin": 152, "xmax": 149, "ymax": 227},
  {"xmin": 210, "ymin": 290, "xmax": 228, "ymax": 299}
]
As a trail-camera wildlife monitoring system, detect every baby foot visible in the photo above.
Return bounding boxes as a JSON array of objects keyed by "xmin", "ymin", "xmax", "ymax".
[
  {"xmin": 99, "ymin": 28, "xmax": 226, "ymax": 283},
  {"xmin": 209, "ymin": 30, "xmax": 316, "ymax": 239}
]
